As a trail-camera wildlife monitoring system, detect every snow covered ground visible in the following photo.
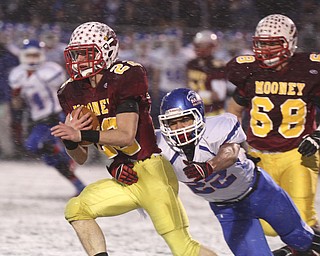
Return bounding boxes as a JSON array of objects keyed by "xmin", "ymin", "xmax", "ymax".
[{"xmin": 0, "ymin": 160, "xmax": 318, "ymax": 256}]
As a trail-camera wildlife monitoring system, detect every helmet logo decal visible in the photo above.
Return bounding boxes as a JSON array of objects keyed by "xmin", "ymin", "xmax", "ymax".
[
  {"xmin": 187, "ymin": 91, "xmax": 201, "ymax": 107},
  {"xmin": 158, "ymin": 88, "xmax": 205, "ymax": 148},
  {"xmin": 289, "ymin": 24, "xmax": 295, "ymax": 35}
]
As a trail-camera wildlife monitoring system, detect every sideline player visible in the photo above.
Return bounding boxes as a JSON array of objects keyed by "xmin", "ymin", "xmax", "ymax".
[
  {"xmin": 226, "ymin": 14, "xmax": 320, "ymax": 241},
  {"xmin": 186, "ymin": 30, "xmax": 229, "ymax": 116},
  {"xmin": 108, "ymin": 88, "xmax": 320, "ymax": 256},
  {"xmin": 9, "ymin": 39, "xmax": 85, "ymax": 195},
  {"xmin": 51, "ymin": 21, "xmax": 217, "ymax": 256}
]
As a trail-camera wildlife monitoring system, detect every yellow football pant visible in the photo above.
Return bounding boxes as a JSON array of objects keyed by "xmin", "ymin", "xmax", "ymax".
[
  {"xmin": 65, "ymin": 154, "xmax": 200, "ymax": 256},
  {"xmin": 249, "ymin": 147, "xmax": 319, "ymax": 236}
]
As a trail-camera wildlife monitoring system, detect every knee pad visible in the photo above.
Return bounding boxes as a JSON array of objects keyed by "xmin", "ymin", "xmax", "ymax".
[
  {"xmin": 65, "ymin": 197, "xmax": 81, "ymax": 222},
  {"xmin": 64, "ymin": 196, "xmax": 92, "ymax": 222}
]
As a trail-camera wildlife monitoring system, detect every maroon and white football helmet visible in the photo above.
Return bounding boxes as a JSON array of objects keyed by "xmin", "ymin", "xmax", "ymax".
[
  {"xmin": 193, "ymin": 30, "xmax": 217, "ymax": 46},
  {"xmin": 193, "ymin": 30, "xmax": 218, "ymax": 58},
  {"xmin": 253, "ymin": 14, "xmax": 297, "ymax": 68},
  {"xmin": 64, "ymin": 21, "xmax": 119, "ymax": 80}
]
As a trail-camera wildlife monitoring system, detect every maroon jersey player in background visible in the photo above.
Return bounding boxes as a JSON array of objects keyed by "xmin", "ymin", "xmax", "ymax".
[
  {"xmin": 186, "ymin": 30, "xmax": 229, "ymax": 116},
  {"xmin": 227, "ymin": 14, "xmax": 320, "ymax": 255},
  {"xmin": 51, "ymin": 21, "xmax": 217, "ymax": 256}
]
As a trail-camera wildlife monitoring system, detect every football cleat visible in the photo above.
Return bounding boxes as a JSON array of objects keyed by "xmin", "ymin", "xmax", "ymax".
[
  {"xmin": 273, "ymin": 246, "xmax": 319, "ymax": 256},
  {"xmin": 272, "ymin": 246, "xmax": 293, "ymax": 256}
]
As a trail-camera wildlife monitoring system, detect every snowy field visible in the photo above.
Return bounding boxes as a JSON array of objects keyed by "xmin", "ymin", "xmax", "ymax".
[{"xmin": 1, "ymin": 160, "xmax": 318, "ymax": 256}]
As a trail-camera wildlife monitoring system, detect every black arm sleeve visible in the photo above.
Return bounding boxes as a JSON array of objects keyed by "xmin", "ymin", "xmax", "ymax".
[
  {"xmin": 232, "ymin": 89, "xmax": 250, "ymax": 107},
  {"xmin": 313, "ymin": 96, "xmax": 320, "ymax": 108},
  {"xmin": 116, "ymin": 99, "xmax": 139, "ymax": 114}
]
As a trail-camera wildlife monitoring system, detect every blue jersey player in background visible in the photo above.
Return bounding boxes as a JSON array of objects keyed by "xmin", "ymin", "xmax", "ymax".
[{"xmin": 9, "ymin": 39, "xmax": 85, "ymax": 196}]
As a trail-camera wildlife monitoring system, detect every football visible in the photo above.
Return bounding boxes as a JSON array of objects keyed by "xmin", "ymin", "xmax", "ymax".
[{"xmin": 70, "ymin": 106, "xmax": 100, "ymax": 146}]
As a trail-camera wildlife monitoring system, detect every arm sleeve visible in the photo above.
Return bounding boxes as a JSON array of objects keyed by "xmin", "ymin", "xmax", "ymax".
[
  {"xmin": 232, "ymin": 88, "xmax": 250, "ymax": 107},
  {"xmin": 313, "ymin": 95, "xmax": 320, "ymax": 108},
  {"xmin": 116, "ymin": 99, "xmax": 139, "ymax": 114}
]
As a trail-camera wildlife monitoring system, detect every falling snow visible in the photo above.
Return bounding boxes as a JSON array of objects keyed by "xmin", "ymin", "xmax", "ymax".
[{"xmin": 1, "ymin": 161, "xmax": 312, "ymax": 256}]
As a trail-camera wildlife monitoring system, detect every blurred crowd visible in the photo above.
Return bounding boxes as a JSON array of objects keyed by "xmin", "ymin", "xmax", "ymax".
[
  {"xmin": 0, "ymin": 1, "xmax": 319, "ymax": 35},
  {"xmin": 0, "ymin": 0, "xmax": 320, "ymax": 160}
]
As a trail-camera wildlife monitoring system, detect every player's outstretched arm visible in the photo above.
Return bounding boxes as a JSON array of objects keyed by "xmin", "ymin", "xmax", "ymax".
[
  {"xmin": 208, "ymin": 143, "xmax": 240, "ymax": 171},
  {"xmin": 183, "ymin": 143, "xmax": 240, "ymax": 181}
]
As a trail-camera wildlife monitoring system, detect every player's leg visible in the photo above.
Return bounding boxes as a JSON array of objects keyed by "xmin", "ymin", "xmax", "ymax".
[
  {"xmin": 134, "ymin": 155, "xmax": 217, "ymax": 256},
  {"xmin": 0, "ymin": 103, "xmax": 15, "ymax": 158},
  {"xmin": 280, "ymin": 150, "xmax": 319, "ymax": 226},
  {"xmin": 160, "ymin": 197, "xmax": 217, "ymax": 256},
  {"xmin": 25, "ymin": 123, "xmax": 86, "ymax": 194},
  {"xmin": 271, "ymin": 149, "xmax": 320, "ymax": 249},
  {"xmin": 249, "ymin": 149, "xmax": 319, "ymax": 237},
  {"xmin": 248, "ymin": 149, "xmax": 281, "ymax": 236},
  {"xmin": 161, "ymin": 227, "xmax": 217, "ymax": 256},
  {"xmin": 253, "ymin": 169, "xmax": 317, "ymax": 254},
  {"xmin": 210, "ymin": 201, "xmax": 273, "ymax": 256},
  {"xmin": 272, "ymin": 226, "xmax": 320, "ymax": 255},
  {"xmin": 199, "ymin": 246, "xmax": 218, "ymax": 256},
  {"xmin": 53, "ymin": 158, "xmax": 86, "ymax": 195},
  {"xmin": 71, "ymin": 219, "xmax": 107, "ymax": 254},
  {"xmin": 65, "ymin": 178, "xmax": 138, "ymax": 255}
]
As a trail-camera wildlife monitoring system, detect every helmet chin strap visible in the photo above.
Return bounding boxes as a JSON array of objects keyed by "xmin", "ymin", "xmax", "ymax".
[
  {"xmin": 80, "ymin": 68, "xmax": 93, "ymax": 77},
  {"xmin": 263, "ymin": 56, "xmax": 280, "ymax": 67},
  {"xmin": 262, "ymin": 56, "xmax": 289, "ymax": 70}
]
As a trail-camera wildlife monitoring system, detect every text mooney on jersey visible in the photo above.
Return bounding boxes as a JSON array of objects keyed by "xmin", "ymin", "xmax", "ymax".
[{"xmin": 255, "ymin": 81, "xmax": 305, "ymax": 96}]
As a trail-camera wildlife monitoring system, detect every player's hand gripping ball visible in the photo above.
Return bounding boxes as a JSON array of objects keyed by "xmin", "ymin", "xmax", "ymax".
[{"xmin": 71, "ymin": 107, "xmax": 100, "ymax": 146}]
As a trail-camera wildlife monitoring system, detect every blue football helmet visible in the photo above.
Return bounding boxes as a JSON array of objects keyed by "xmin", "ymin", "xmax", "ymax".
[
  {"xmin": 19, "ymin": 39, "xmax": 46, "ymax": 70},
  {"xmin": 159, "ymin": 88, "xmax": 205, "ymax": 148}
]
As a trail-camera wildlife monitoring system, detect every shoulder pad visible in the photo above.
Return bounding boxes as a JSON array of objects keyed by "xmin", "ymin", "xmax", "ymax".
[
  {"xmin": 309, "ymin": 53, "xmax": 320, "ymax": 63},
  {"xmin": 58, "ymin": 78, "xmax": 73, "ymax": 94},
  {"xmin": 233, "ymin": 89, "xmax": 249, "ymax": 107},
  {"xmin": 234, "ymin": 55, "xmax": 256, "ymax": 65}
]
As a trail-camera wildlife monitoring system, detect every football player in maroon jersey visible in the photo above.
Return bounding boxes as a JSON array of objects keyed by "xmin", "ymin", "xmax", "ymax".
[
  {"xmin": 186, "ymin": 30, "xmax": 229, "ymax": 116},
  {"xmin": 51, "ymin": 22, "xmax": 217, "ymax": 256},
  {"xmin": 226, "ymin": 14, "xmax": 320, "ymax": 254}
]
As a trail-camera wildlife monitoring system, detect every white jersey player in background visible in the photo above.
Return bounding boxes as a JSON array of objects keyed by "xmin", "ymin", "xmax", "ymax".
[
  {"xmin": 151, "ymin": 28, "xmax": 194, "ymax": 127},
  {"xmin": 109, "ymin": 88, "xmax": 320, "ymax": 255},
  {"xmin": 8, "ymin": 39, "xmax": 85, "ymax": 196}
]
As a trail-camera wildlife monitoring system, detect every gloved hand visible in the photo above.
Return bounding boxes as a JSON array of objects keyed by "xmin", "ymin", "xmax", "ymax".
[
  {"xmin": 109, "ymin": 161, "xmax": 138, "ymax": 185},
  {"xmin": 183, "ymin": 160, "xmax": 214, "ymax": 181},
  {"xmin": 298, "ymin": 131, "xmax": 320, "ymax": 157}
]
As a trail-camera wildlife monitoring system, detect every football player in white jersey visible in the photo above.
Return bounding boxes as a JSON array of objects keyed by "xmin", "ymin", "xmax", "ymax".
[
  {"xmin": 9, "ymin": 39, "xmax": 85, "ymax": 195},
  {"xmin": 151, "ymin": 28, "xmax": 194, "ymax": 127},
  {"xmin": 108, "ymin": 88, "xmax": 320, "ymax": 255}
]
